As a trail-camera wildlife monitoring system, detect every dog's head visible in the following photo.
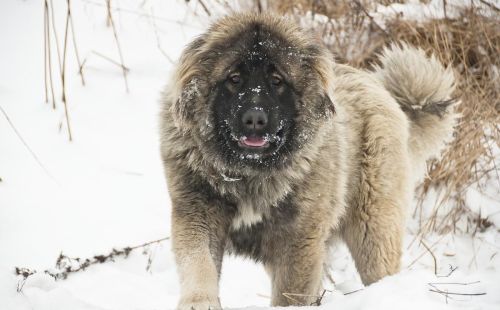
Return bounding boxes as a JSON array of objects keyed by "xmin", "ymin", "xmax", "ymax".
[{"xmin": 167, "ymin": 13, "xmax": 335, "ymax": 171}]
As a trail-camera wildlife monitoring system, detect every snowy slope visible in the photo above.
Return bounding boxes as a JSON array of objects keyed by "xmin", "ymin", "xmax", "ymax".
[{"xmin": 1, "ymin": 1, "xmax": 499, "ymax": 309}]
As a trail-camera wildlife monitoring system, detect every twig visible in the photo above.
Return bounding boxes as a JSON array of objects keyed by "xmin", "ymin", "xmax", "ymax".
[
  {"xmin": 281, "ymin": 292, "xmax": 302, "ymax": 305},
  {"xmin": 352, "ymin": 0, "xmax": 390, "ymax": 37},
  {"xmin": 0, "ymin": 105, "xmax": 57, "ymax": 183},
  {"xmin": 311, "ymin": 289, "xmax": 327, "ymax": 306},
  {"xmin": 91, "ymin": 51, "xmax": 130, "ymax": 72},
  {"xmin": 429, "ymin": 289, "xmax": 486, "ymax": 296},
  {"xmin": 82, "ymin": 0, "xmax": 204, "ymax": 30},
  {"xmin": 14, "ymin": 236, "xmax": 170, "ymax": 281},
  {"xmin": 428, "ymin": 283, "xmax": 453, "ymax": 303},
  {"xmin": 105, "ymin": 0, "xmax": 113, "ymax": 26},
  {"xmin": 421, "ymin": 240, "xmax": 438, "ymax": 275},
  {"xmin": 344, "ymin": 288, "xmax": 363, "ymax": 295},
  {"xmin": 282, "ymin": 292, "xmax": 325, "ymax": 306},
  {"xmin": 197, "ymin": 0, "xmax": 211, "ymax": 16},
  {"xmin": 68, "ymin": 5, "xmax": 85, "ymax": 86},
  {"xmin": 15, "ymin": 267, "xmax": 36, "ymax": 293},
  {"xmin": 428, "ymin": 281, "xmax": 486, "ymax": 302},
  {"xmin": 407, "ymin": 235, "xmax": 446, "ymax": 269},
  {"xmin": 469, "ymin": 237, "xmax": 479, "ymax": 270},
  {"xmin": 256, "ymin": 293, "xmax": 270, "ymax": 299},
  {"xmin": 479, "ymin": 0, "xmax": 500, "ymax": 12},
  {"xmin": 105, "ymin": 0, "xmax": 129, "ymax": 92},
  {"xmin": 44, "ymin": 0, "xmax": 56, "ymax": 109},
  {"xmin": 49, "ymin": 0, "xmax": 63, "ymax": 75},
  {"xmin": 490, "ymin": 252, "xmax": 498, "ymax": 261},
  {"xmin": 429, "ymin": 281, "xmax": 480, "ymax": 285},
  {"xmin": 150, "ymin": 8, "xmax": 174, "ymax": 64},
  {"xmin": 79, "ymin": 57, "xmax": 88, "ymax": 82},
  {"xmin": 43, "ymin": 1, "xmax": 49, "ymax": 104},
  {"xmin": 61, "ymin": 0, "xmax": 73, "ymax": 141},
  {"xmin": 437, "ymin": 265, "xmax": 458, "ymax": 278}
]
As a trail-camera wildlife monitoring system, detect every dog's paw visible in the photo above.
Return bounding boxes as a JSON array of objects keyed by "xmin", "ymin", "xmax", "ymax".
[{"xmin": 177, "ymin": 295, "xmax": 221, "ymax": 310}]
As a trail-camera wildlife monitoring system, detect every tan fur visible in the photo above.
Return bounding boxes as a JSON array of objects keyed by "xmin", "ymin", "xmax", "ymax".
[
  {"xmin": 160, "ymin": 13, "xmax": 457, "ymax": 309},
  {"xmin": 372, "ymin": 43, "xmax": 458, "ymax": 183}
]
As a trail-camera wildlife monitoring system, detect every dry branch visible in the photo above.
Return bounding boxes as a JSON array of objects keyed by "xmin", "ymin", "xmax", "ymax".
[
  {"xmin": 105, "ymin": 0, "xmax": 129, "ymax": 92},
  {"xmin": 49, "ymin": 0, "xmax": 63, "ymax": 75},
  {"xmin": 150, "ymin": 8, "xmax": 174, "ymax": 64},
  {"xmin": 479, "ymin": 0, "xmax": 500, "ymax": 12},
  {"xmin": 352, "ymin": 0, "xmax": 390, "ymax": 37},
  {"xmin": 438, "ymin": 265, "xmax": 458, "ymax": 278},
  {"xmin": 44, "ymin": 0, "xmax": 56, "ymax": 109},
  {"xmin": 43, "ymin": 0, "xmax": 87, "ymax": 139},
  {"xmin": 61, "ymin": 0, "xmax": 73, "ymax": 141},
  {"xmin": 92, "ymin": 50, "xmax": 130, "ymax": 72},
  {"xmin": 0, "ymin": 105, "xmax": 57, "ymax": 183},
  {"xmin": 428, "ymin": 280, "xmax": 486, "ymax": 303},
  {"xmin": 14, "ymin": 236, "xmax": 170, "ymax": 283},
  {"xmin": 344, "ymin": 288, "xmax": 364, "ymax": 295},
  {"xmin": 68, "ymin": 6, "xmax": 85, "ymax": 85},
  {"xmin": 421, "ymin": 240, "xmax": 438, "ymax": 275},
  {"xmin": 407, "ymin": 235, "xmax": 446, "ymax": 269},
  {"xmin": 43, "ymin": 2, "xmax": 48, "ymax": 104},
  {"xmin": 197, "ymin": 0, "xmax": 212, "ymax": 16},
  {"xmin": 429, "ymin": 289, "xmax": 486, "ymax": 296},
  {"xmin": 83, "ymin": 0, "xmax": 203, "ymax": 28},
  {"xmin": 311, "ymin": 289, "xmax": 328, "ymax": 306},
  {"xmin": 15, "ymin": 267, "xmax": 36, "ymax": 293}
]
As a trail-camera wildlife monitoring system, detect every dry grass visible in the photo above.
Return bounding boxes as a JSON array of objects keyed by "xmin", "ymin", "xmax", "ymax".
[
  {"xmin": 42, "ymin": 0, "xmax": 130, "ymax": 140},
  {"xmin": 201, "ymin": 0, "xmax": 500, "ymax": 234}
]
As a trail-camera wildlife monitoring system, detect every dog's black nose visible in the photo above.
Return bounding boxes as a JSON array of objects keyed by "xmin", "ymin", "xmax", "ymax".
[{"xmin": 242, "ymin": 109, "xmax": 268, "ymax": 130}]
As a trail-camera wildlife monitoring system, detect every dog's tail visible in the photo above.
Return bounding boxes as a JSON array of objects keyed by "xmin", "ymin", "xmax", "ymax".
[{"xmin": 373, "ymin": 43, "xmax": 458, "ymax": 180}]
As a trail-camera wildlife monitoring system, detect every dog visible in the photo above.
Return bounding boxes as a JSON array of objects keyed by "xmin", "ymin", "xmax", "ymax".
[{"xmin": 159, "ymin": 12, "xmax": 457, "ymax": 309}]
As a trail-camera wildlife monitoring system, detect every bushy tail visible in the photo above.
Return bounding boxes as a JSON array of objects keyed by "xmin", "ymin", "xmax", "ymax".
[{"xmin": 372, "ymin": 43, "xmax": 459, "ymax": 181}]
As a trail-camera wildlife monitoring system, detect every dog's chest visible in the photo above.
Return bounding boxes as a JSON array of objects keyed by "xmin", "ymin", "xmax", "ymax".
[
  {"xmin": 227, "ymin": 197, "xmax": 298, "ymax": 261},
  {"xmin": 231, "ymin": 201, "xmax": 264, "ymax": 229},
  {"xmin": 223, "ymin": 176, "xmax": 288, "ymax": 230}
]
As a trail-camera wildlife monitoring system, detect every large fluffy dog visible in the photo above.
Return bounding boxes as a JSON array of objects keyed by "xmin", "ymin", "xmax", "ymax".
[{"xmin": 160, "ymin": 13, "xmax": 456, "ymax": 309}]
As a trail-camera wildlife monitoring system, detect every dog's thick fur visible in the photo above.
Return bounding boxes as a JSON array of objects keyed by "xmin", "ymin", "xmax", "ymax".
[{"xmin": 160, "ymin": 13, "xmax": 457, "ymax": 309}]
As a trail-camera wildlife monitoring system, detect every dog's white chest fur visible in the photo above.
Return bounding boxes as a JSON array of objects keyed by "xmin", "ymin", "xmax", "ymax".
[{"xmin": 231, "ymin": 201, "xmax": 263, "ymax": 229}]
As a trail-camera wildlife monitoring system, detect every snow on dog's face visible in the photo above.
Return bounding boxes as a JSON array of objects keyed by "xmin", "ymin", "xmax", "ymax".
[
  {"xmin": 211, "ymin": 35, "xmax": 299, "ymax": 166},
  {"xmin": 170, "ymin": 14, "xmax": 336, "ymax": 170}
]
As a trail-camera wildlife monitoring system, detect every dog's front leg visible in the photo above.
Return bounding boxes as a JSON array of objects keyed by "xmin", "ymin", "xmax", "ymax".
[
  {"xmin": 267, "ymin": 235, "xmax": 326, "ymax": 307},
  {"xmin": 172, "ymin": 198, "xmax": 228, "ymax": 310}
]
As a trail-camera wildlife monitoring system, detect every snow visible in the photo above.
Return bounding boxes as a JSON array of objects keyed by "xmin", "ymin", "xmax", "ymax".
[
  {"xmin": 1, "ymin": 1, "xmax": 499, "ymax": 310},
  {"xmin": 373, "ymin": 0, "xmax": 500, "ymax": 21}
]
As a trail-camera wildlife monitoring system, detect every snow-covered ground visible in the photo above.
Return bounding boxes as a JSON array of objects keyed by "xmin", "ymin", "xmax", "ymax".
[{"xmin": 1, "ymin": 1, "xmax": 499, "ymax": 309}]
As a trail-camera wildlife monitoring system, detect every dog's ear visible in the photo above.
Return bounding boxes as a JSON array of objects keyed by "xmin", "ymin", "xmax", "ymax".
[
  {"xmin": 168, "ymin": 37, "xmax": 208, "ymax": 128},
  {"xmin": 304, "ymin": 43, "xmax": 336, "ymax": 118},
  {"xmin": 171, "ymin": 78, "xmax": 204, "ymax": 127}
]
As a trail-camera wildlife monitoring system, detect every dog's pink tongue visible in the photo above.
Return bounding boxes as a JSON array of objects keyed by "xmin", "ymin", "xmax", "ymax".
[{"xmin": 242, "ymin": 137, "xmax": 267, "ymax": 147}]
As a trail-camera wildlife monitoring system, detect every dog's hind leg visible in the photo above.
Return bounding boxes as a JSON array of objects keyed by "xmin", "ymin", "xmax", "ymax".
[
  {"xmin": 342, "ymin": 117, "xmax": 411, "ymax": 285},
  {"xmin": 342, "ymin": 195, "xmax": 406, "ymax": 285}
]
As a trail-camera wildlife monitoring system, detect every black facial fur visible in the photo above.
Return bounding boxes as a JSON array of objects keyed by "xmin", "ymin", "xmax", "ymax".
[{"xmin": 211, "ymin": 29, "xmax": 299, "ymax": 169}]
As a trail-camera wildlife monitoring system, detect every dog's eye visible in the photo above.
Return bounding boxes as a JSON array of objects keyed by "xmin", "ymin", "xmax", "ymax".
[
  {"xmin": 270, "ymin": 74, "xmax": 282, "ymax": 86},
  {"xmin": 229, "ymin": 74, "xmax": 241, "ymax": 84}
]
